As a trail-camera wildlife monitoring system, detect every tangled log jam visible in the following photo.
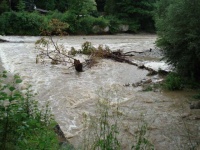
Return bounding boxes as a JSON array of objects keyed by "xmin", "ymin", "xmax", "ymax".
[{"xmin": 35, "ymin": 37, "xmax": 156, "ymax": 73}]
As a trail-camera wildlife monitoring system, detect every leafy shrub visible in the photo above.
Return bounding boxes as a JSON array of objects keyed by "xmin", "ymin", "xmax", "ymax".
[
  {"xmin": 62, "ymin": 12, "xmax": 109, "ymax": 34},
  {"xmin": 0, "ymin": 0, "xmax": 9, "ymax": 14},
  {"xmin": 79, "ymin": 16, "xmax": 96, "ymax": 34},
  {"xmin": 0, "ymin": 12, "xmax": 10, "ymax": 35},
  {"xmin": 0, "ymin": 71, "xmax": 59, "ymax": 150},
  {"xmin": 0, "ymin": 11, "xmax": 70, "ymax": 35},
  {"xmin": 40, "ymin": 19, "xmax": 69, "ymax": 36},
  {"xmin": 104, "ymin": 0, "xmax": 155, "ymax": 32},
  {"xmin": 61, "ymin": 11, "xmax": 78, "ymax": 34},
  {"xmin": 128, "ymin": 21, "xmax": 140, "ymax": 33},
  {"xmin": 0, "ymin": 12, "xmax": 45, "ymax": 35},
  {"xmin": 155, "ymin": 0, "xmax": 200, "ymax": 81},
  {"xmin": 81, "ymin": 41, "xmax": 95, "ymax": 54},
  {"xmin": 163, "ymin": 72, "xmax": 183, "ymax": 91},
  {"xmin": 46, "ymin": 10, "xmax": 64, "ymax": 21},
  {"xmin": 105, "ymin": 16, "xmax": 121, "ymax": 34},
  {"xmin": 93, "ymin": 17, "xmax": 109, "ymax": 28}
]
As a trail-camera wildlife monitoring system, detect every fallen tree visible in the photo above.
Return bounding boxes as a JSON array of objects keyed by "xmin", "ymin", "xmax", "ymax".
[
  {"xmin": 35, "ymin": 37, "xmax": 138, "ymax": 72},
  {"xmin": 35, "ymin": 37, "xmax": 166, "ymax": 75},
  {"xmin": 0, "ymin": 38, "xmax": 9, "ymax": 42}
]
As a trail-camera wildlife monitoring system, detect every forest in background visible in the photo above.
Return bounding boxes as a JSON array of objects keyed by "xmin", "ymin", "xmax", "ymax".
[{"xmin": 0, "ymin": 0, "xmax": 156, "ymax": 35}]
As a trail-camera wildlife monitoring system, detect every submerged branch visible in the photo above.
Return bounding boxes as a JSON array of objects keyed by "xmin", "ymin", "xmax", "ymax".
[{"xmin": 0, "ymin": 38, "xmax": 9, "ymax": 42}]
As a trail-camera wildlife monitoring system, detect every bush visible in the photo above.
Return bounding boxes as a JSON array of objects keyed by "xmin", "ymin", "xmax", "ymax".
[
  {"xmin": 0, "ymin": 12, "xmax": 10, "ymax": 35},
  {"xmin": 155, "ymin": 0, "xmax": 200, "ymax": 81},
  {"xmin": 46, "ymin": 10, "xmax": 64, "ymax": 21},
  {"xmin": 0, "ymin": 71, "xmax": 59, "ymax": 150},
  {"xmin": 0, "ymin": 11, "xmax": 70, "ymax": 35},
  {"xmin": 0, "ymin": 11, "xmax": 45, "ymax": 35},
  {"xmin": 61, "ymin": 11, "xmax": 79, "ymax": 34},
  {"xmin": 79, "ymin": 16, "xmax": 96, "ymax": 34},
  {"xmin": 0, "ymin": 0, "xmax": 10, "ymax": 14},
  {"xmin": 163, "ymin": 72, "xmax": 183, "ymax": 91},
  {"xmin": 40, "ymin": 19, "xmax": 69, "ymax": 36},
  {"xmin": 128, "ymin": 20, "xmax": 140, "ymax": 33},
  {"xmin": 105, "ymin": 16, "xmax": 121, "ymax": 34},
  {"xmin": 61, "ymin": 11, "xmax": 109, "ymax": 34},
  {"xmin": 93, "ymin": 17, "xmax": 109, "ymax": 28}
]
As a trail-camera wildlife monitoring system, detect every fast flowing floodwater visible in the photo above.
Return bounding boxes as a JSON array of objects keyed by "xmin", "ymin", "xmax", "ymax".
[{"xmin": 0, "ymin": 35, "xmax": 199, "ymax": 150}]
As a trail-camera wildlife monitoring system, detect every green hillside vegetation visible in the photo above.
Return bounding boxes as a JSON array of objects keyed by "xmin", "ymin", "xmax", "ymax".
[{"xmin": 0, "ymin": 0, "xmax": 156, "ymax": 35}]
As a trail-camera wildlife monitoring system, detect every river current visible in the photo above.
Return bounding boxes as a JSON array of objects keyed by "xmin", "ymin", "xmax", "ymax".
[{"xmin": 0, "ymin": 35, "xmax": 199, "ymax": 149}]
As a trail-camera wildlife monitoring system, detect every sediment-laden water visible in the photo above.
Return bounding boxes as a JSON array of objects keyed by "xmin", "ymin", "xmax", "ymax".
[{"xmin": 0, "ymin": 35, "xmax": 199, "ymax": 150}]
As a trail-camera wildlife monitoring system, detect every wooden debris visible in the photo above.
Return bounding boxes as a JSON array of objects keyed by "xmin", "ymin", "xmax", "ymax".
[
  {"xmin": 0, "ymin": 38, "xmax": 9, "ymax": 42},
  {"xmin": 74, "ymin": 59, "xmax": 83, "ymax": 72},
  {"xmin": 35, "ymin": 38, "xmax": 164, "ymax": 75}
]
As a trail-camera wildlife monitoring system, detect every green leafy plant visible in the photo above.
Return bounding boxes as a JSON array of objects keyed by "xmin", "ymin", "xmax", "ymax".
[
  {"xmin": 163, "ymin": 72, "xmax": 183, "ymax": 91},
  {"xmin": 155, "ymin": 0, "xmax": 200, "ymax": 81},
  {"xmin": 17, "ymin": 0, "xmax": 26, "ymax": 11},
  {"xmin": 105, "ymin": 16, "xmax": 121, "ymax": 34},
  {"xmin": 81, "ymin": 41, "xmax": 96, "ymax": 55},
  {"xmin": 79, "ymin": 16, "xmax": 96, "ymax": 34},
  {"xmin": 41, "ymin": 18, "xmax": 69, "ymax": 36},
  {"xmin": 0, "ymin": 0, "xmax": 10, "ymax": 14},
  {"xmin": 0, "ymin": 11, "xmax": 46, "ymax": 35},
  {"xmin": 0, "ymin": 71, "xmax": 59, "ymax": 150}
]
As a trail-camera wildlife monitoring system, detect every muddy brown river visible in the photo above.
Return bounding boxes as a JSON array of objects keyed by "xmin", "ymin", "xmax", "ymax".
[{"xmin": 0, "ymin": 35, "xmax": 199, "ymax": 150}]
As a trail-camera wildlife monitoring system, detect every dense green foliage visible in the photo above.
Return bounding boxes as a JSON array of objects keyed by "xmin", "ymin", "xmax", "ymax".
[
  {"xmin": 0, "ymin": 0, "xmax": 156, "ymax": 35},
  {"xmin": 0, "ymin": 11, "xmax": 45, "ymax": 35},
  {"xmin": 35, "ymin": 0, "xmax": 68, "ymax": 12},
  {"xmin": 0, "ymin": 11, "xmax": 110, "ymax": 35},
  {"xmin": 155, "ymin": 0, "xmax": 200, "ymax": 81},
  {"xmin": 0, "ymin": 0, "xmax": 10, "ymax": 14},
  {"xmin": 0, "ymin": 71, "xmax": 59, "ymax": 150},
  {"xmin": 163, "ymin": 72, "xmax": 183, "ymax": 91},
  {"xmin": 104, "ymin": 0, "xmax": 156, "ymax": 32}
]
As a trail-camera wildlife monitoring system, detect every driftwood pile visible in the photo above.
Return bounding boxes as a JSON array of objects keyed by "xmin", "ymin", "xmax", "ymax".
[{"xmin": 35, "ymin": 37, "xmax": 161, "ymax": 74}]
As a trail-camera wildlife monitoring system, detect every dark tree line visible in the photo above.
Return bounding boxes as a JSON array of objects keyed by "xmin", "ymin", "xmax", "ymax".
[
  {"xmin": 0, "ymin": 0, "xmax": 156, "ymax": 33},
  {"xmin": 104, "ymin": 0, "xmax": 156, "ymax": 31}
]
